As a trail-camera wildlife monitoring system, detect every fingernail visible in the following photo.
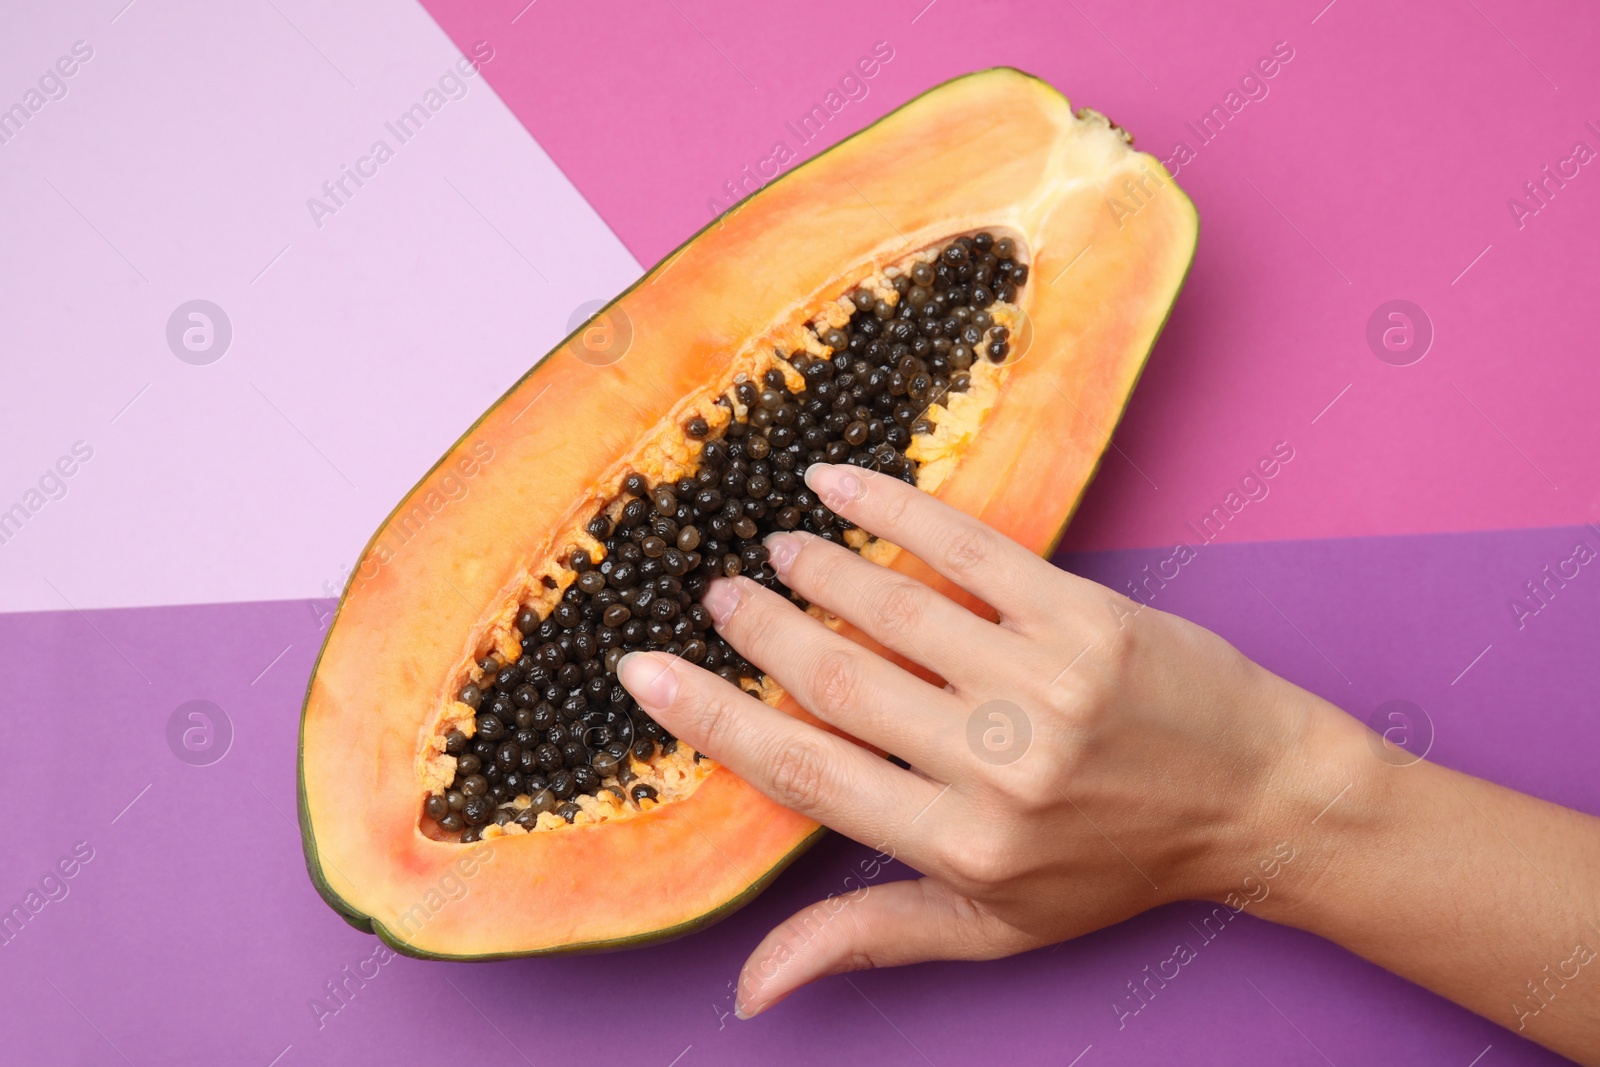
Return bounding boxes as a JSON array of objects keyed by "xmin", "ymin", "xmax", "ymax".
[
  {"xmin": 702, "ymin": 577, "xmax": 741, "ymax": 626},
  {"xmin": 763, "ymin": 532, "xmax": 804, "ymax": 576},
  {"xmin": 736, "ymin": 991, "xmax": 790, "ymax": 1020},
  {"xmin": 804, "ymin": 463, "xmax": 863, "ymax": 510},
  {"xmin": 617, "ymin": 652, "xmax": 678, "ymax": 712}
]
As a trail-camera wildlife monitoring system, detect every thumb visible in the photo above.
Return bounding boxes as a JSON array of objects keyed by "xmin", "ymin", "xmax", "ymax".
[{"xmin": 736, "ymin": 878, "xmax": 1039, "ymax": 1018}]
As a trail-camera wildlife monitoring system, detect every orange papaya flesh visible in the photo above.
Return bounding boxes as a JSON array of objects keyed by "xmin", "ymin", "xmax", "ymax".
[{"xmin": 298, "ymin": 67, "xmax": 1197, "ymax": 959}]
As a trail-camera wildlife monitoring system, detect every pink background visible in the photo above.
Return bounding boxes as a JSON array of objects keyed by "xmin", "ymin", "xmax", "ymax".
[
  {"xmin": 0, "ymin": 0, "xmax": 639, "ymax": 612},
  {"xmin": 426, "ymin": 0, "xmax": 1600, "ymax": 555}
]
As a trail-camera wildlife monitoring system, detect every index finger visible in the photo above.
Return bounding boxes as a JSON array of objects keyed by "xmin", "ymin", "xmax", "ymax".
[{"xmin": 803, "ymin": 463, "xmax": 1072, "ymax": 626}]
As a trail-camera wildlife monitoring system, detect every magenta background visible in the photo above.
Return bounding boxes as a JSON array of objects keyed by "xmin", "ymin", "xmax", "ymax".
[
  {"xmin": 422, "ymin": 0, "xmax": 1600, "ymax": 554},
  {"xmin": 3, "ymin": 0, "xmax": 1599, "ymax": 1062}
]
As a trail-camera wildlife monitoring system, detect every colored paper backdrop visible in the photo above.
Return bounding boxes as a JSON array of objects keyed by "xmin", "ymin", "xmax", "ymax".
[{"xmin": 1, "ymin": 0, "xmax": 1596, "ymax": 1063}]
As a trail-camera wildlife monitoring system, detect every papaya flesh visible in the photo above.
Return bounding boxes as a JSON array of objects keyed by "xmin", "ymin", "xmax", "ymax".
[{"xmin": 298, "ymin": 67, "xmax": 1197, "ymax": 959}]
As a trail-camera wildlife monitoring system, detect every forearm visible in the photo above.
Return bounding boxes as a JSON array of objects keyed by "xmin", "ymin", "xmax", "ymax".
[{"xmin": 1256, "ymin": 692, "xmax": 1600, "ymax": 1064}]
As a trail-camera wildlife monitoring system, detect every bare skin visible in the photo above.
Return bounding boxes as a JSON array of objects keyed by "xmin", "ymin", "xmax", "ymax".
[{"xmin": 618, "ymin": 463, "xmax": 1600, "ymax": 1064}]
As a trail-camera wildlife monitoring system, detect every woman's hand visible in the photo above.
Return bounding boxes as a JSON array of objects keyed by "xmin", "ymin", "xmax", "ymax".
[
  {"xmin": 617, "ymin": 463, "xmax": 1600, "ymax": 1062},
  {"xmin": 618, "ymin": 461, "xmax": 1343, "ymax": 1016}
]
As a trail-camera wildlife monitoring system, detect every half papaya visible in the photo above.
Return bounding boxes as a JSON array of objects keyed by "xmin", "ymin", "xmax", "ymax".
[{"xmin": 298, "ymin": 67, "xmax": 1197, "ymax": 959}]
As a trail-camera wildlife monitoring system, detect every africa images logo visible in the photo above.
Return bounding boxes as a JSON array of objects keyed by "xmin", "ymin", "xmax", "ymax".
[
  {"xmin": 0, "ymin": 441, "xmax": 94, "ymax": 548},
  {"xmin": 305, "ymin": 41, "xmax": 495, "ymax": 229},
  {"xmin": 0, "ymin": 40, "xmax": 94, "ymax": 147}
]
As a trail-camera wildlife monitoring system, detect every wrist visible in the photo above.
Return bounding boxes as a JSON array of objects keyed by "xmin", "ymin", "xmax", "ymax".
[{"xmin": 1197, "ymin": 670, "xmax": 1379, "ymax": 925}]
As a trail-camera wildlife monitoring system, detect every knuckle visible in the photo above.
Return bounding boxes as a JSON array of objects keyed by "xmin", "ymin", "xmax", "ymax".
[
  {"xmin": 997, "ymin": 753, "xmax": 1066, "ymax": 809},
  {"xmin": 808, "ymin": 646, "xmax": 864, "ymax": 716},
  {"xmin": 1098, "ymin": 603, "xmax": 1143, "ymax": 671},
  {"xmin": 1038, "ymin": 677, "xmax": 1083, "ymax": 722},
  {"xmin": 1039, "ymin": 613, "xmax": 1143, "ymax": 725},
  {"xmin": 767, "ymin": 739, "xmax": 833, "ymax": 811},
  {"xmin": 802, "ymin": 545, "xmax": 853, "ymax": 598},
  {"xmin": 873, "ymin": 579, "xmax": 926, "ymax": 637},
  {"xmin": 1039, "ymin": 675, "xmax": 1110, "ymax": 752},
  {"xmin": 949, "ymin": 837, "xmax": 1012, "ymax": 890},
  {"xmin": 694, "ymin": 688, "xmax": 746, "ymax": 756},
  {"xmin": 941, "ymin": 526, "xmax": 991, "ymax": 575}
]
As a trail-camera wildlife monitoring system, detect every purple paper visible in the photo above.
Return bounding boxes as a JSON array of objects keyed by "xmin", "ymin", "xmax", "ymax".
[{"xmin": 2, "ymin": 524, "xmax": 1590, "ymax": 1064}]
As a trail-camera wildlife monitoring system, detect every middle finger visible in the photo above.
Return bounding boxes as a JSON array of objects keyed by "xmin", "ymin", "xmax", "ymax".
[{"xmin": 764, "ymin": 529, "xmax": 1024, "ymax": 690}]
